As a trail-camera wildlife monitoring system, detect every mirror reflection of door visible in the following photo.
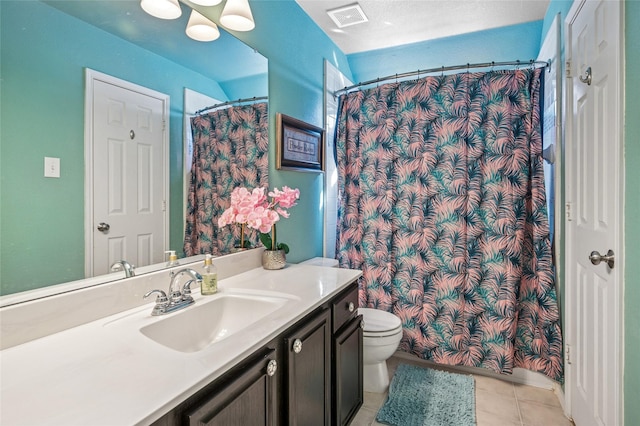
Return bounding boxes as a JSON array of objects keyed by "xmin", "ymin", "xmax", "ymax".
[{"xmin": 86, "ymin": 70, "xmax": 169, "ymax": 277}]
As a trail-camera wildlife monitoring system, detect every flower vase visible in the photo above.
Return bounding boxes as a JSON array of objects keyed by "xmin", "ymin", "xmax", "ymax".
[{"xmin": 262, "ymin": 249, "xmax": 286, "ymax": 270}]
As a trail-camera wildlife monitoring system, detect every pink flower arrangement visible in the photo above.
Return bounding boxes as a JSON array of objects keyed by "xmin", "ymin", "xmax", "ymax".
[{"xmin": 218, "ymin": 186, "xmax": 300, "ymax": 252}]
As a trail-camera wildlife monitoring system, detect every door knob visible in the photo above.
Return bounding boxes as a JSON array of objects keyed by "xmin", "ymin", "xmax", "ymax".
[
  {"xmin": 579, "ymin": 66, "xmax": 592, "ymax": 86},
  {"xmin": 97, "ymin": 222, "xmax": 110, "ymax": 233},
  {"xmin": 589, "ymin": 249, "xmax": 614, "ymax": 269}
]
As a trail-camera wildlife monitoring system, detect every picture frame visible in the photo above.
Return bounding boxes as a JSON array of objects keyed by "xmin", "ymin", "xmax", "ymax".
[{"xmin": 276, "ymin": 113, "xmax": 325, "ymax": 172}]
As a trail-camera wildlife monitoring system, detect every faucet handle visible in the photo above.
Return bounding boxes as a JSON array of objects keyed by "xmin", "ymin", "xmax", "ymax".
[
  {"xmin": 181, "ymin": 280, "xmax": 195, "ymax": 302},
  {"xmin": 143, "ymin": 289, "xmax": 168, "ymax": 304}
]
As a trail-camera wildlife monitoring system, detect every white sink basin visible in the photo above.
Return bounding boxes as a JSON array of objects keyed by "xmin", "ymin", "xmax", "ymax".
[{"xmin": 139, "ymin": 292, "xmax": 294, "ymax": 353}]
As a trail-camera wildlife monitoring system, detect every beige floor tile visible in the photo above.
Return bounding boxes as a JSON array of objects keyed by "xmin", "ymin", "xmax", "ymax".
[
  {"xmin": 514, "ymin": 383, "xmax": 561, "ymax": 408},
  {"xmin": 475, "ymin": 389, "xmax": 522, "ymax": 424},
  {"xmin": 362, "ymin": 391, "xmax": 388, "ymax": 410},
  {"xmin": 476, "ymin": 408, "xmax": 522, "ymax": 426},
  {"xmin": 351, "ymin": 405, "xmax": 377, "ymax": 426},
  {"xmin": 519, "ymin": 400, "xmax": 572, "ymax": 426},
  {"xmin": 475, "ymin": 374, "xmax": 517, "ymax": 398}
]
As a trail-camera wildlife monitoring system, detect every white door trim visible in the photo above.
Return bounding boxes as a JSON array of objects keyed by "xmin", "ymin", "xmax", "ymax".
[
  {"xmin": 83, "ymin": 69, "xmax": 170, "ymax": 278},
  {"xmin": 564, "ymin": 0, "xmax": 625, "ymax": 423}
]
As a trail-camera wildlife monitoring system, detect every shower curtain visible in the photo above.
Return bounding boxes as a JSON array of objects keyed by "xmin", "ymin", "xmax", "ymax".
[
  {"xmin": 184, "ymin": 102, "xmax": 268, "ymax": 256},
  {"xmin": 335, "ymin": 69, "xmax": 563, "ymax": 381}
]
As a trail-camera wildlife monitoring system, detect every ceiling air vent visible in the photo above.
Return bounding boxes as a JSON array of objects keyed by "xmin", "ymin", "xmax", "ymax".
[{"xmin": 327, "ymin": 3, "xmax": 368, "ymax": 28}]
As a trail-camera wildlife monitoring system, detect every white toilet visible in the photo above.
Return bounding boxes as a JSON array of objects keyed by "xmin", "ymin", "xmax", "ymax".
[{"xmin": 359, "ymin": 307, "xmax": 403, "ymax": 393}]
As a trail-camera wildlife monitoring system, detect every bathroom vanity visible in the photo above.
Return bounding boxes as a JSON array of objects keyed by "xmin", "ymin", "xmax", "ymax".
[{"xmin": 0, "ymin": 252, "xmax": 363, "ymax": 425}]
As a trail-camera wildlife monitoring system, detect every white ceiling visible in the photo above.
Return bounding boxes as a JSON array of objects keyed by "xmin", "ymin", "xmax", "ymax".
[{"xmin": 295, "ymin": 0, "xmax": 550, "ymax": 55}]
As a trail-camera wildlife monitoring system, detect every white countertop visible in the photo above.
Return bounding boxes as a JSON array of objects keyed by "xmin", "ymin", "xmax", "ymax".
[{"xmin": 0, "ymin": 264, "xmax": 362, "ymax": 426}]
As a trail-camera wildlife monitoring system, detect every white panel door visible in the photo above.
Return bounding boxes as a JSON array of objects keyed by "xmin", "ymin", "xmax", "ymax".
[
  {"xmin": 90, "ymin": 77, "xmax": 168, "ymax": 276},
  {"xmin": 566, "ymin": 1, "xmax": 623, "ymax": 425}
]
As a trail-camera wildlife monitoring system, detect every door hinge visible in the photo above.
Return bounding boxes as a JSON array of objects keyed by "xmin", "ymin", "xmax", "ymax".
[
  {"xmin": 566, "ymin": 60, "xmax": 572, "ymax": 77},
  {"xmin": 565, "ymin": 344, "xmax": 572, "ymax": 365},
  {"xmin": 566, "ymin": 202, "xmax": 573, "ymax": 221},
  {"xmin": 162, "ymin": 200, "xmax": 166, "ymax": 212},
  {"xmin": 162, "ymin": 120, "xmax": 166, "ymax": 132}
]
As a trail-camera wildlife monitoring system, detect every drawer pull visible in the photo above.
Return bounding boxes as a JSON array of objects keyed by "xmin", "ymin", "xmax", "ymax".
[
  {"xmin": 293, "ymin": 338, "xmax": 303, "ymax": 354},
  {"xmin": 348, "ymin": 302, "xmax": 355, "ymax": 313},
  {"xmin": 266, "ymin": 359, "xmax": 277, "ymax": 377}
]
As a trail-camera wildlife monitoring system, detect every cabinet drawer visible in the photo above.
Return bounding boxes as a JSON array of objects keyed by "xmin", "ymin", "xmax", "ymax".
[
  {"xmin": 184, "ymin": 349, "xmax": 278, "ymax": 426},
  {"xmin": 332, "ymin": 284, "xmax": 358, "ymax": 334}
]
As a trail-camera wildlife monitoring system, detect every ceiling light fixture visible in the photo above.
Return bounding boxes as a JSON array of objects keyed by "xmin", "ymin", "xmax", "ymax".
[
  {"xmin": 140, "ymin": 0, "xmax": 182, "ymax": 20},
  {"xmin": 190, "ymin": 0, "xmax": 223, "ymax": 5},
  {"xmin": 186, "ymin": 10, "xmax": 220, "ymax": 41},
  {"xmin": 219, "ymin": 0, "xmax": 255, "ymax": 31}
]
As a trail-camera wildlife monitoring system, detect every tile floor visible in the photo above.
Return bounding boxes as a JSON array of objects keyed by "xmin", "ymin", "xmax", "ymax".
[{"xmin": 352, "ymin": 356, "xmax": 573, "ymax": 426}]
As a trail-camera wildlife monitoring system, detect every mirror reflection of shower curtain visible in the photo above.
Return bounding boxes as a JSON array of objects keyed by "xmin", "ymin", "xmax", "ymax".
[{"xmin": 183, "ymin": 102, "xmax": 269, "ymax": 256}]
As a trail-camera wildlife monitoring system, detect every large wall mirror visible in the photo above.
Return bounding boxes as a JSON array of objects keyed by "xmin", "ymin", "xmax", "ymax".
[{"xmin": 0, "ymin": 0, "xmax": 268, "ymax": 299}]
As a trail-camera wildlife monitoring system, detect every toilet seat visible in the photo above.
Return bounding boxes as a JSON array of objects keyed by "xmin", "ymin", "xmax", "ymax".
[{"xmin": 359, "ymin": 308, "xmax": 402, "ymax": 337}]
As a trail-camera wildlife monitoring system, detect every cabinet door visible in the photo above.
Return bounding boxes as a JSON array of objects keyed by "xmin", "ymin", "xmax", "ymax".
[
  {"xmin": 334, "ymin": 315, "xmax": 363, "ymax": 426},
  {"xmin": 285, "ymin": 309, "xmax": 331, "ymax": 426},
  {"xmin": 185, "ymin": 349, "xmax": 278, "ymax": 426}
]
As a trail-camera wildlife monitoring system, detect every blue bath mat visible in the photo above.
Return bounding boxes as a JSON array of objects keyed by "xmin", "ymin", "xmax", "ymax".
[{"xmin": 376, "ymin": 364, "xmax": 476, "ymax": 426}]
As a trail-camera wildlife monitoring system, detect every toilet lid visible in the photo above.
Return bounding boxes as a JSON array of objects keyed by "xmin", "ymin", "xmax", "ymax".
[{"xmin": 359, "ymin": 308, "xmax": 402, "ymax": 333}]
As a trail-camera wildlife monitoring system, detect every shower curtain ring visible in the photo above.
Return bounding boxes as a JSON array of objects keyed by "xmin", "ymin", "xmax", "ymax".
[
  {"xmin": 441, "ymin": 66, "xmax": 444, "ymax": 77},
  {"xmin": 516, "ymin": 60, "xmax": 521, "ymax": 70},
  {"xmin": 491, "ymin": 61, "xmax": 495, "ymax": 72}
]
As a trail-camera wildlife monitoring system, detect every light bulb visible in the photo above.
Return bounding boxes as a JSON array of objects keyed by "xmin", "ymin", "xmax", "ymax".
[
  {"xmin": 219, "ymin": 0, "xmax": 255, "ymax": 31},
  {"xmin": 190, "ymin": 0, "xmax": 223, "ymax": 5},
  {"xmin": 186, "ymin": 10, "xmax": 220, "ymax": 42},
  {"xmin": 140, "ymin": 0, "xmax": 182, "ymax": 20}
]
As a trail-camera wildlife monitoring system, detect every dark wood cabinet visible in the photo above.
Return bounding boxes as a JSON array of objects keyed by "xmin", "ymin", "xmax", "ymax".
[
  {"xmin": 331, "ymin": 285, "xmax": 363, "ymax": 426},
  {"xmin": 151, "ymin": 347, "xmax": 278, "ymax": 426},
  {"xmin": 151, "ymin": 281, "xmax": 362, "ymax": 426},
  {"xmin": 184, "ymin": 348, "xmax": 278, "ymax": 426},
  {"xmin": 334, "ymin": 315, "xmax": 363, "ymax": 426},
  {"xmin": 284, "ymin": 309, "xmax": 332, "ymax": 426}
]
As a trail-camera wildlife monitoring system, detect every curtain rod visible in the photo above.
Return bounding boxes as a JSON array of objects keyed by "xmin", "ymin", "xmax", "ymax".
[
  {"xmin": 334, "ymin": 59, "xmax": 549, "ymax": 97},
  {"xmin": 195, "ymin": 96, "xmax": 268, "ymax": 115}
]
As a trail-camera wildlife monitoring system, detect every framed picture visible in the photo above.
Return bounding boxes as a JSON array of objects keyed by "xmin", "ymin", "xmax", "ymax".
[{"xmin": 276, "ymin": 113, "xmax": 324, "ymax": 172}]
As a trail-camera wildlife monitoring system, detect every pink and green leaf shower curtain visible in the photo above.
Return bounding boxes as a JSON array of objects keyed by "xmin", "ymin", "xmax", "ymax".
[
  {"xmin": 335, "ymin": 69, "xmax": 563, "ymax": 381},
  {"xmin": 184, "ymin": 102, "xmax": 268, "ymax": 256}
]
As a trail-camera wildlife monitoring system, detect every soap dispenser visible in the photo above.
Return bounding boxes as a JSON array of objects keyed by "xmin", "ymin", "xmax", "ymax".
[
  {"xmin": 165, "ymin": 250, "xmax": 179, "ymax": 267},
  {"xmin": 201, "ymin": 254, "xmax": 218, "ymax": 295}
]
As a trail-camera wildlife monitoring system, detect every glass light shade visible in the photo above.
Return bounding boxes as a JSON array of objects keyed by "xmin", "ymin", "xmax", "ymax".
[
  {"xmin": 186, "ymin": 10, "xmax": 220, "ymax": 42},
  {"xmin": 140, "ymin": 0, "xmax": 182, "ymax": 19},
  {"xmin": 190, "ymin": 0, "xmax": 223, "ymax": 5},
  {"xmin": 219, "ymin": 0, "xmax": 255, "ymax": 31}
]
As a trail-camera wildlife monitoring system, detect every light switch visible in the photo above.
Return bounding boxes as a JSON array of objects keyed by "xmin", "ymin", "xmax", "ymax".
[{"xmin": 44, "ymin": 157, "xmax": 60, "ymax": 178}]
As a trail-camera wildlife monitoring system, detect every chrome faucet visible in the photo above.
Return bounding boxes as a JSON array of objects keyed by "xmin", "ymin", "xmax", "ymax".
[
  {"xmin": 111, "ymin": 260, "xmax": 135, "ymax": 277},
  {"xmin": 143, "ymin": 268, "xmax": 202, "ymax": 316}
]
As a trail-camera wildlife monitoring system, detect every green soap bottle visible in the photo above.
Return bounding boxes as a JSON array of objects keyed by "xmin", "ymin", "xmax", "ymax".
[{"xmin": 201, "ymin": 254, "xmax": 218, "ymax": 295}]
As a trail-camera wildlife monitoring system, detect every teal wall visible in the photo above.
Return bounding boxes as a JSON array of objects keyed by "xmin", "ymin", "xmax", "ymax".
[
  {"xmin": 624, "ymin": 1, "xmax": 640, "ymax": 424},
  {"xmin": 1, "ymin": 1, "xmax": 231, "ymax": 294},
  {"xmin": 347, "ymin": 20, "xmax": 543, "ymax": 82}
]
